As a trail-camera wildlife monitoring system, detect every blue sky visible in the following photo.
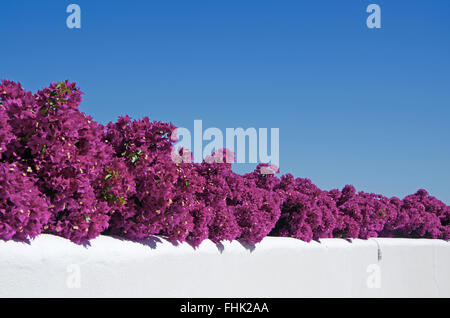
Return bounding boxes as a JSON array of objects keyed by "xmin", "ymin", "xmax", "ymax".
[{"xmin": 1, "ymin": 0, "xmax": 449, "ymax": 203}]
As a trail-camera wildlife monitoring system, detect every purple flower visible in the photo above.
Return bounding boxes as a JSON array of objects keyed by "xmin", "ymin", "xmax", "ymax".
[
  {"xmin": 1, "ymin": 79, "xmax": 448, "ymax": 245},
  {"xmin": 0, "ymin": 162, "xmax": 50, "ymax": 241}
]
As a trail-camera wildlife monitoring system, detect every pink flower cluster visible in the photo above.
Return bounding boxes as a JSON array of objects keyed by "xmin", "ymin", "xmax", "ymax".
[
  {"xmin": 103, "ymin": 118, "xmax": 281, "ymax": 246},
  {"xmin": 0, "ymin": 80, "xmax": 448, "ymax": 244}
]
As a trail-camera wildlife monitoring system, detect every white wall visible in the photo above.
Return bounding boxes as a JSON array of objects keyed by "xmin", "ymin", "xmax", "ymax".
[{"xmin": 0, "ymin": 234, "xmax": 448, "ymax": 297}]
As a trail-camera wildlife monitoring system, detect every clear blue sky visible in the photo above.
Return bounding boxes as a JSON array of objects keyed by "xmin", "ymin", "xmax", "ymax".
[{"xmin": 1, "ymin": 1, "xmax": 449, "ymax": 203}]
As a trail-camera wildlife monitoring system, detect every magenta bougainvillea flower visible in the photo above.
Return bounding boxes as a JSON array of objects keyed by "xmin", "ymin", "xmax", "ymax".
[
  {"xmin": 0, "ymin": 162, "xmax": 50, "ymax": 241},
  {"xmin": 0, "ymin": 79, "xmax": 448, "ymax": 244},
  {"xmin": 0, "ymin": 80, "xmax": 134, "ymax": 243},
  {"xmin": 270, "ymin": 174, "xmax": 340, "ymax": 241},
  {"xmin": 330, "ymin": 185, "xmax": 401, "ymax": 239},
  {"xmin": 396, "ymin": 189, "xmax": 449, "ymax": 239},
  {"xmin": 0, "ymin": 100, "xmax": 13, "ymax": 157},
  {"xmin": 104, "ymin": 115, "xmax": 180, "ymax": 240}
]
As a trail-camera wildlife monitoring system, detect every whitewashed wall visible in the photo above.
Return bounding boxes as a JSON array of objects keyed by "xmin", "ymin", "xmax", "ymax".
[{"xmin": 0, "ymin": 234, "xmax": 448, "ymax": 297}]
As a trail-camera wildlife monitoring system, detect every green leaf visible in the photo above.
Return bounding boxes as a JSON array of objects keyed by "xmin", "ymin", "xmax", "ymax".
[{"xmin": 118, "ymin": 196, "xmax": 126, "ymax": 205}]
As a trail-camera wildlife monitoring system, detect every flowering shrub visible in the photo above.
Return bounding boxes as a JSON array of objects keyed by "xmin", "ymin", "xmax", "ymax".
[
  {"xmin": 395, "ymin": 189, "xmax": 449, "ymax": 239},
  {"xmin": 270, "ymin": 174, "xmax": 340, "ymax": 241},
  {"xmin": 195, "ymin": 151, "xmax": 280, "ymax": 245},
  {"xmin": 0, "ymin": 80, "xmax": 36, "ymax": 160},
  {"xmin": 196, "ymin": 151, "xmax": 241, "ymax": 243},
  {"xmin": 0, "ymin": 162, "xmax": 50, "ymax": 240},
  {"xmin": 0, "ymin": 104, "xmax": 13, "ymax": 157},
  {"xmin": 104, "ymin": 116, "xmax": 219, "ymax": 245},
  {"xmin": 331, "ymin": 185, "xmax": 400, "ymax": 239},
  {"xmin": 0, "ymin": 79, "xmax": 448, "ymax": 244},
  {"xmin": 0, "ymin": 80, "xmax": 133, "ymax": 243},
  {"xmin": 230, "ymin": 174, "xmax": 281, "ymax": 243}
]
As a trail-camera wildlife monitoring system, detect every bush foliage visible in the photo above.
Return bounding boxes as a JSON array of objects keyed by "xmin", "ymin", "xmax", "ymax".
[{"xmin": 0, "ymin": 80, "xmax": 448, "ymax": 244}]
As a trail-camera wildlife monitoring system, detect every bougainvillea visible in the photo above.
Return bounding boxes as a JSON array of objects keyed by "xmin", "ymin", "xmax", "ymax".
[
  {"xmin": 229, "ymin": 174, "xmax": 281, "ymax": 243},
  {"xmin": 0, "ymin": 104, "xmax": 13, "ymax": 157},
  {"xmin": 0, "ymin": 162, "xmax": 50, "ymax": 241},
  {"xmin": 270, "ymin": 174, "xmax": 340, "ymax": 241},
  {"xmin": 104, "ymin": 115, "xmax": 181, "ymax": 240},
  {"xmin": 0, "ymin": 104, "xmax": 14, "ymax": 156},
  {"xmin": 0, "ymin": 79, "xmax": 448, "ymax": 245},
  {"xmin": 395, "ymin": 189, "xmax": 449, "ymax": 239},
  {"xmin": 330, "ymin": 185, "xmax": 401, "ymax": 239},
  {"xmin": 195, "ymin": 150, "xmax": 241, "ymax": 243},
  {"xmin": 0, "ymin": 80, "xmax": 133, "ymax": 243},
  {"xmin": 0, "ymin": 80, "xmax": 36, "ymax": 159}
]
